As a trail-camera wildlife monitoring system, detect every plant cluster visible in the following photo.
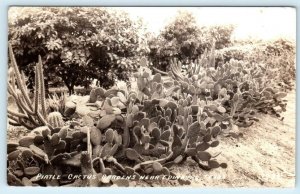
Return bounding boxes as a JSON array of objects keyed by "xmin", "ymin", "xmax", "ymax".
[
  {"xmin": 216, "ymin": 39, "xmax": 295, "ymax": 90},
  {"xmin": 7, "ymin": 39, "xmax": 292, "ymax": 187},
  {"xmin": 7, "ymin": 44, "xmax": 76, "ymax": 131},
  {"xmin": 260, "ymin": 39, "xmax": 296, "ymax": 89},
  {"xmin": 7, "ymin": 47, "xmax": 228, "ymax": 187}
]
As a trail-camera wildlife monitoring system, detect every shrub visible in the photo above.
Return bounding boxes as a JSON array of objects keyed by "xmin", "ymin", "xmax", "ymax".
[{"xmin": 216, "ymin": 39, "xmax": 296, "ymax": 90}]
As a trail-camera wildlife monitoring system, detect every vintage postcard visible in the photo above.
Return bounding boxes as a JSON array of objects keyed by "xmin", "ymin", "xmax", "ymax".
[{"xmin": 6, "ymin": 7, "xmax": 295, "ymax": 187}]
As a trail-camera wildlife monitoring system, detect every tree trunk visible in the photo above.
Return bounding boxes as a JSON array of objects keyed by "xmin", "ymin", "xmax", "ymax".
[
  {"xmin": 71, "ymin": 83, "xmax": 75, "ymax": 95},
  {"xmin": 66, "ymin": 85, "xmax": 74, "ymax": 96},
  {"xmin": 63, "ymin": 79, "xmax": 74, "ymax": 96}
]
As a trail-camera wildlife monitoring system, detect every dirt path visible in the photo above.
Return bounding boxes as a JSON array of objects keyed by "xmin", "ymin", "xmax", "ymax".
[{"xmin": 171, "ymin": 88, "xmax": 296, "ymax": 187}]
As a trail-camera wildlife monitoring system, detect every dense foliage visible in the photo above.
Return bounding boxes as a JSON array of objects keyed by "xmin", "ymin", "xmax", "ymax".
[
  {"xmin": 9, "ymin": 7, "xmax": 144, "ymax": 94},
  {"xmin": 216, "ymin": 38, "xmax": 296, "ymax": 90},
  {"xmin": 148, "ymin": 11, "xmax": 234, "ymax": 71}
]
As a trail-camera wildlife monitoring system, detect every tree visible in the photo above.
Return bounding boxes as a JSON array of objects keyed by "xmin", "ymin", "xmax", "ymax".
[
  {"xmin": 160, "ymin": 11, "xmax": 201, "ymax": 62},
  {"xmin": 9, "ymin": 7, "xmax": 143, "ymax": 94},
  {"xmin": 200, "ymin": 25, "xmax": 234, "ymax": 50},
  {"xmin": 147, "ymin": 10, "xmax": 234, "ymax": 71},
  {"xmin": 147, "ymin": 11, "xmax": 200, "ymax": 71}
]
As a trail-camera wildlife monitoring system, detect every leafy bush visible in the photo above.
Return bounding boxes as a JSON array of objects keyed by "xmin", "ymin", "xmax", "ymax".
[
  {"xmin": 260, "ymin": 39, "xmax": 296, "ymax": 90},
  {"xmin": 263, "ymin": 38, "xmax": 295, "ymax": 56},
  {"xmin": 9, "ymin": 7, "xmax": 144, "ymax": 94},
  {"xmin": 216, "ymin": 39, "xmax": 296, "ymax": 90},
  {"xmin": 215, "ymin": 45, "xmax": 252, "ymax": 64}
]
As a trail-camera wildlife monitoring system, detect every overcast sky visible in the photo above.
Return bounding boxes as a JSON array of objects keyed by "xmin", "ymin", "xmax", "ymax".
[{"xmin": 114, "ymin": 7, "xmax": 296, "ymax": 41}]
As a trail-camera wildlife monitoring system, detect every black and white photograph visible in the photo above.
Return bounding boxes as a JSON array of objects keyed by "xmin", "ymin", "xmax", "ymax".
[{"xmin": 6, "ymin": 7, "xmax": 296, "ymax": 187}]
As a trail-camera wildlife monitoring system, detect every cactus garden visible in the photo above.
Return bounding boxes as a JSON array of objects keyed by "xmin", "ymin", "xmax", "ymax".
[{"xmin": 6, "ymin": 7, "xmax": 295, "ymax": 187}]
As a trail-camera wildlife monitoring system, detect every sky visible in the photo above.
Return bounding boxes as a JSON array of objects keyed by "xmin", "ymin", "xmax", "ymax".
[
  {"xmin": 114, "ymin": 7, "xmax": 296, "ymax": 41},
  {"xmin": 8, "ymin": 7, "xmax": 296, "ymax": 41}
]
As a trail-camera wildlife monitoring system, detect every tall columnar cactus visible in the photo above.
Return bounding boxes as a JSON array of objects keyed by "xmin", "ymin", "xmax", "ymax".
[{"xmin": 7, "ymin": 44, "xmax": 50, "ymax": 130}]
